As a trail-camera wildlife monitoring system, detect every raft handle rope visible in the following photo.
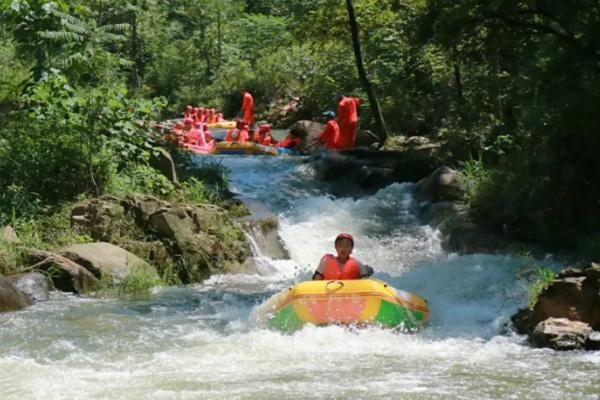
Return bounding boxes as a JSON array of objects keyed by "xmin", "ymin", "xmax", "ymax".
[{"xmin": 325, "ymin": 280, "xmax": 344, "ymax": 293}]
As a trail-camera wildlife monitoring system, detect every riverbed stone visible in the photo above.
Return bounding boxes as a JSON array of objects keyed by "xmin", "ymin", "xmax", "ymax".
[
  {"xmin": 586, "ymin": 331, "xmax": 600, "ymax": 350},
  {"xmin": 6, "ymin": 272, "xmax": 51, "ymax": 302},
  {"xmin": 310, "ymin": 147, "xmax": 439, "ymax": 193},
  {"xmin": 285, "ymin": 120, "xmax": 380, "ymax": 153},
  {"xmin": 414, "ymin": 166, "xmax": 463, "ymax": 203},
  {"xmin": 71, "ymin": 196, "xmax": 129, "ymax": 242},
  {"xmin": 26, "ymin": 249, "xmax": 98, "ymax": 294},
  {"xmin": 147, "ymin": 203, "xmax": 250, "ymax": 281},
  {"xmin": 61, "ymin": 242, "xmax": 158, "ymax": 281},
  {"xmin": 0, "ymin": 274, "xmax": 32, "ymax": 312},
  {"xmin": 512, "ymin": 263, "xmax": 600, "ymax": 335},
  {"xmin": 237, "ymin": 210, "xmax": 288, "ymax": 260},
  {"xmin": 124, "ymin": 193, "xmax": 167, "ymax": 225},
  {"xmin": 419, "ymin": 201, "xmax": 514, "ymax": 254},
  {"xmin": 531, "ymin": 318, "xmax": 592, "ymax": 351}
]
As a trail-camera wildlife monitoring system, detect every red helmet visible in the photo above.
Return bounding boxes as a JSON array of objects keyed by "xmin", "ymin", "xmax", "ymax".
[
  {"xmin": 184, "ymin": 118, "xmax": 194, "ymax": 125},
  {"xmin": 186, "ymin": 105, "xmax": 193, "ymax": 111},
  {"xmin": 259, "ymin": 124, "xmax": 271, "ymax": 133},
  {"xmin": 335, "ymin": 233, "xmax": 354, "ymax": 246}
]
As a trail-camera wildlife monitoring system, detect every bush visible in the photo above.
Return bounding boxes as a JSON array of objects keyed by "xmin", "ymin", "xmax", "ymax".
[
  {"xmin": 105, "ymin": 163, "xmax": 176, "ymax": 199},
  {"xmin": 527, "ymin": 267, "xmax": 555, "ymax": 308}
]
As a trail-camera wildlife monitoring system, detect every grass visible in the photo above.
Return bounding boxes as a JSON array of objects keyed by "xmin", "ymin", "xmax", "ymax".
[
  {"xmin": 527, "ymin": 267, "xmax": 555, "ymax": 308},
  {"xmin": 93, "ymin": 268, "xmax": 162, "ymax": 296},
  {"xmin": 455, "ymin": 157, "xmax": 490, "ymax": 207}
]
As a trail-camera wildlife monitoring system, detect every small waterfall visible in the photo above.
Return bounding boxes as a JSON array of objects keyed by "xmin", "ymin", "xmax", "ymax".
[{"xmin": 244, "ymin": 230, "xmax": 264, "ymax": 258}]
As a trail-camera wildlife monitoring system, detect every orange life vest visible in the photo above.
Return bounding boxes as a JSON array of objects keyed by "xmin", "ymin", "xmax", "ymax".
[{"xmin": 321, "ymin": 254, "xmax": 361, "ymax": 280}]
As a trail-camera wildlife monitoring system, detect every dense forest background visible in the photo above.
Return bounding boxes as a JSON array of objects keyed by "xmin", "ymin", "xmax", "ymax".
[{"xmin": 0, "ymin": 0, "xmax": 599, "ymax": 257}]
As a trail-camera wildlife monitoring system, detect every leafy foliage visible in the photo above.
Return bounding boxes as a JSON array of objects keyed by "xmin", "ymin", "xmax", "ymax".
[
  {"xmin": 527, "ymin": 267, "xmax": 555, "ymax": 308},
  {"xmin": 1, "ymin": 0, "xmax": 599, "ymax": 255}
]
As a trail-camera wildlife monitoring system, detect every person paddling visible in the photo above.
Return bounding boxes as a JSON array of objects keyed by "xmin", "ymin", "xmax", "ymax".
[
  {"xmin": 224, "ymin": 120, "xmax": 250, "ymax": 142},
  {"xmin": 275, "ymin": 128, "xmax": 302, "ymax": 149},
  {"xmin": 319, "ymin": 111, "xmax": 341, "ymax": 150},
  {"xmin": 312, "ymin": 233, "xmax": 373, "ymax": 280}
]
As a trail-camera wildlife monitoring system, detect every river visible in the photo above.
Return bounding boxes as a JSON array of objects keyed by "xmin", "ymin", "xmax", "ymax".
[{"xmin": 1, "ymin": 154, "xmax": 598, "ymax": 399}]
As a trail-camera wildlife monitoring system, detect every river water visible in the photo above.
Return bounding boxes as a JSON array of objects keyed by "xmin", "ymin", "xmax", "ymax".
[{"xmin": 1, "ymin": 154, "xmax": 598, "ymax": 399}]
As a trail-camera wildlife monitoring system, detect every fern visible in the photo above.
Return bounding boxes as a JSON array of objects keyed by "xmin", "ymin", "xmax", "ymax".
[{"xmin": 38, "ymin": 31, "xmax": 83, "ymax": 41}]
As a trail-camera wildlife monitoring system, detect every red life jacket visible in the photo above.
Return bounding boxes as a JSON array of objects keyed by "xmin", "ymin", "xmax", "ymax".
[{"xmin": 321, "ymin": 254, "xmax": 361, "ymax": 280}]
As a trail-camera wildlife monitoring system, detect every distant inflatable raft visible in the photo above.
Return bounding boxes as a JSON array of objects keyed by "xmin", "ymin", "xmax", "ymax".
[
  {"xmin": 207, "ymin": 120, "xmax": 236, "ymax": 129},
  {"xmin": 212, "ymin": 141, "xmax": 293, "ymax": 156},
  {"xmin": 262, "ymin": 279, "xmax": 429, "ymax": 331}
]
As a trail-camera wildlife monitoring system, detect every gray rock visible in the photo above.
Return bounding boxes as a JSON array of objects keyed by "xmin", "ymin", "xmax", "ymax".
[
  {"xmin": 6, "ymin": 272, "xmax": 51, "ymax": 302},
  {"xmin": 238, "ymin": 212, "xmax": 288, "ymax": 260},
  {"xmin": 61, "ymin": 242, "xmax": 158, "ymax": 281},
  {"xmin": 531, "ymin": 318, "xmax": 591, "ymax": 351},
  {"xmin": 310, "ymin": 147, "xmax": 439, "ymax": 191},
  {"xmin": 70, "ymin": 196, "xmax": 127, "ymax": 241},
  {"xmin": 420, "ymin": 201, "xmax": 513, "ymax": 254},
  {"xmin": 0, "ymin": 274, "xmax": 32, "ymax": 312},
  {"xmin": 125, "ymin": 193, "xmax": 166, "ymax": 224},
  {"xmin": 147, "ymin": 203, "xmax": 250, "ymax": 281},
  {"xmin": 26, "ymin": 249, "xmax": 98, "ymax": 294},
  {"xmin": 586, "ymin": 331, "xmax": 600, "ymax": 350},
  {"xmin": 414, "ymin": 166, "xmax": 463, "ymax": 203},
  {"xmin": 513, "ymin": 262, "xmax": 600, "ymax": 335}
]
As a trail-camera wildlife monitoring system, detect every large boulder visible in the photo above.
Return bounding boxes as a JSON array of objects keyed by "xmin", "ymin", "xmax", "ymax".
[
  {"xmin": 288, "ymin": 120, "xmax": 382, "ymax": 154},
  {"xmin": 419, "ymin": 202, "xmax": 526, "ymax": 254},
  {"xmin": 0, "ymin": 274, "xmax": 32, "ymax": 312},
  {"xmin": 355, "ymin": 129, "xmax": 380, "ymax": 148},
  {"xmin": 310, "ymin": 147, "xmax": 440, "ymax": 192},
  {"xmin": 512, "ymin": 263, "xmax": 600, "ymax": 334},
  {"xmin": 531, "ymin": 318, "xmax": 593, "ymax": 351},
  {"xmin": 147, "ymin": 203, "xmax": 250, "ymax": 281},
  {"xmin": 70, "ymin": 193, "xmax": 252, "ymax": 283},
  {"xmin": 414, "ymin": 166, "xmax": 463, "ymax": 203},
  {"xmin": 26, "ymin": 249, "xmax": 99, "ymax": 294},
  {"xmin": 70, "ymin": 196, "xmax": 129, "ymax": 242},
  {"xmin": 237, "ymin": 199, "xmax": 288, "ymax": 259},
  {"xmin": 6, "ymin": 272, "xmax": 51, "ymax": 302},
  {"xmin": 287, "ymin": 120, "xmax": 324, "ymax": 153},
  {"xmin": 61, "ymin": 242, "xmax": 158, "ymax": 281}
]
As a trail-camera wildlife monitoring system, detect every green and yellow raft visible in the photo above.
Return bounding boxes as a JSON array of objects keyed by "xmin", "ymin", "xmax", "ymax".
[{"xmin": 263, "ymin": 279, "xmax": 429, "ymax": 331}]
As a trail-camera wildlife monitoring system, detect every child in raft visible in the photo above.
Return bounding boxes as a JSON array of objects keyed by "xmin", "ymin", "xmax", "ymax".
[{"xmin": 312, "ymin": 233, "xmax": 374, "ymax": 280}]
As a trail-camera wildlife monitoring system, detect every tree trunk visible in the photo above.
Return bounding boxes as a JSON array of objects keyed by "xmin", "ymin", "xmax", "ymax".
[
  {"xmin": 345, "ymin": 0, "xmax": 389, "ymax": 148},
  {"xmin": 130, "ymin": 10, "xmax": 141, "ymax": 88},
  {"xmin": 217, "ymin": 7, "xmax": 222, "ymax": 69}
]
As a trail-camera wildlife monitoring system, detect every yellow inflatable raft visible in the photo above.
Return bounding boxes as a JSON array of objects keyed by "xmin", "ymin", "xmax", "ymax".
[
  {"xmin": 213, "ymin": 141, "xmax": 280, "ymax": 155},
  {"xmin": 263, "ymin": 278, "xmax": 429, "ymax": 331},
  {"xmin": 207, "ymin": 120, "xmax": 236, "ymax": 129}
]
